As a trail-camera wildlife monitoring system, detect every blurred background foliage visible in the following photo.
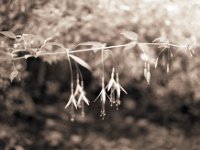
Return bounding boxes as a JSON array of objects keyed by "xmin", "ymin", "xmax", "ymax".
[{"xmin": 0, "ymin": 0, "xmax": 200, "ymax": 149}]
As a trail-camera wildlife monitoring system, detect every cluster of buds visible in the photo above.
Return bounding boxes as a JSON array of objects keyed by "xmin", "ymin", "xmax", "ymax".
[
  {"xmin": 106, "ymin": 68, "xmax": 127, "ymax": 108},
  {"xmin": 95, "ymin": 68, "xmax": 127, "ymax": 119},
  {"xmin": 143, "ymin": 61, "xmax": 151, "ymax": 85},
  {"xmin": 65, "ymin": 74, "xmax": 89, "ymax": 121},
  {"xmin": 141, "ymin": 52, "xmax": 151, "ymax": 84}
]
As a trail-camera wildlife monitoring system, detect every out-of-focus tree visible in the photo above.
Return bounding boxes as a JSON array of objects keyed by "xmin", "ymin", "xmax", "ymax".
[{"xmin": 0, "ymin": 0, "xmax": 200, "ymax": 118}]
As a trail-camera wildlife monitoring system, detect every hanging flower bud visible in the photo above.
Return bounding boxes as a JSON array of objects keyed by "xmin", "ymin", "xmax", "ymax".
[{"xmin": 147, "ymin": 71, "xmax": 151, "ymax": 85}]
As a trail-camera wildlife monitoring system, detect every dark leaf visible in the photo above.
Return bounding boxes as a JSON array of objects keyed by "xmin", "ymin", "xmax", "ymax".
[
  {"xmin": 69, "ymin": 55, "xmax": 91, "ymax": 71},
  {"xmin": 0, "ymin": 31, "xmax": 16, "ymax": 39}
]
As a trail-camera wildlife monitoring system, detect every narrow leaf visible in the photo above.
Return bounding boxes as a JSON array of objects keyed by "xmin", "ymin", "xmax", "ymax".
[
  {"xmin": 121, "ymin": 31, "xmax": 138, "ymax": 41},
  {"xmin": 69, "ymin": 55, "xmax": 91, "ymax": 71},
  {"xmin": 0, "ymin": 31, "xmax": 16, "ymax": 39}
]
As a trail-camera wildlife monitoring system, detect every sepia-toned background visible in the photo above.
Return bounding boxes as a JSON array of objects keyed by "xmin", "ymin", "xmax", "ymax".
[{"xmin": 0, "ymin": 0, "xmax": 200, "ymax": 149}]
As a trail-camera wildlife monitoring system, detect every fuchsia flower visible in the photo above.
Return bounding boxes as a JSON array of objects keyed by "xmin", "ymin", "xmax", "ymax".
[
  {"xmin": 94, "ymin": 68, "xmax": 127, "ymax": 119},
  {"xmin": 95, "ymin": 87, "xmax": 107, "ymax": 117},
  {"xmin": 65, "ymin": 75, "xmax": 90, "ymax": 120},
  {"xmin": 74, "ymin": 78, "xmax": 89, "ymax": 107},
  {"xmin": 65, "ymin": 92, "xmax": 77, "ymax": 109},
  {"xmin": 77, "ymin": 90, "xmax": 89, "ymax": 106},
  {"xmin": 65, "ymin": 90, "xmax": 77, "ymax": 122},
  {"xmin": 107, "ymin": 68, "xmax": 116, "ymax": 91},
  {"xmin": 106, "ymin": 68, "xmax": 127, "ymax": 107},
  {"xmin": 94, "ymin": 77, "xmax": 108, "ymax": 119},
  {"xmin": 100, "ymin": 88, "xmax": 106, "ymax": 118},
  {"xmin": 115, "ymin": 72, "xmax": 127, "ymax": 107}
]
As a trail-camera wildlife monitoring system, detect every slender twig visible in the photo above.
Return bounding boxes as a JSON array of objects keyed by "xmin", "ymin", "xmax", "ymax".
[
  {"xmin": 11, "ymin": 42, "xmax": 188, "ymax": 61},
  {"xmin": 66, "ymin": 49, "xmax": 74, "ymax": 90}
]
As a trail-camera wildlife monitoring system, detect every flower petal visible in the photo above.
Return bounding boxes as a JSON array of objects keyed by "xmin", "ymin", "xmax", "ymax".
[
  {"xmin": 101, "ymin": 89, "xmax": 106, "ymax": 104},
  {"xmin": 83, "ymin": 95, "xmax": 89, "ymax": 105},
  {"xmin": 120, "ymin": 85, "xmax": 127, "ymax": 94},
  {"xmin": 107, "ymin": 78, "xmax": 115, "ymax": 91},
  {"xmin": 72, "ymin": 96, "xmax": 77, "ymax": 109},
  {"xmin": 65, "ymin": 95, "xmax": 73, "ymax": 109}
]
